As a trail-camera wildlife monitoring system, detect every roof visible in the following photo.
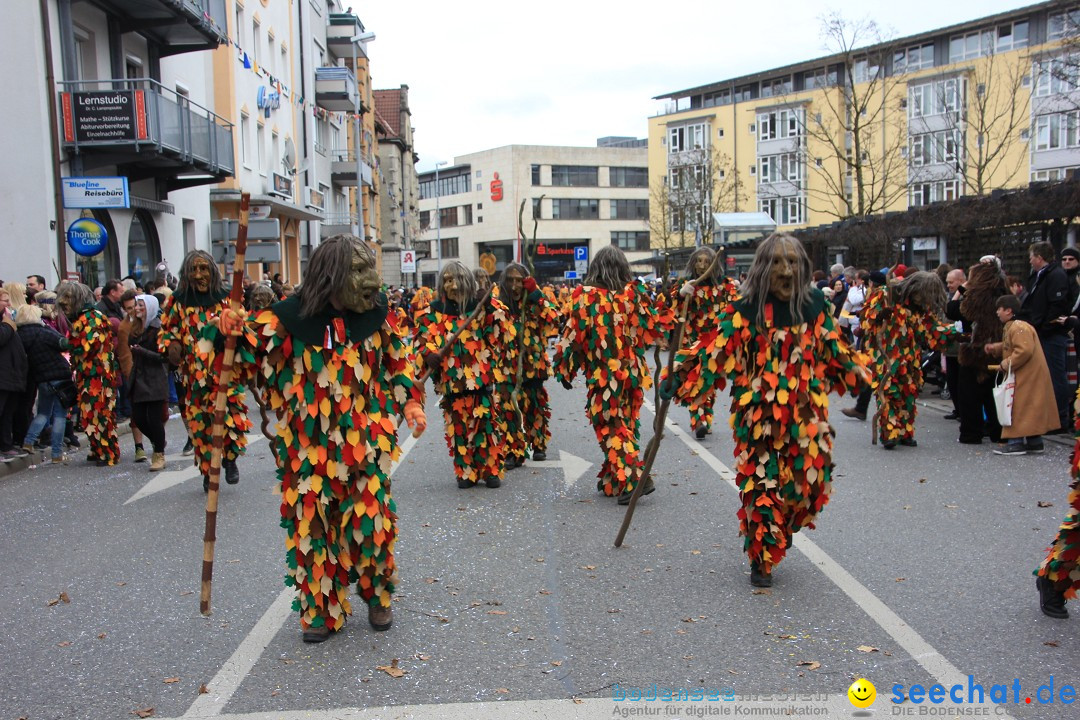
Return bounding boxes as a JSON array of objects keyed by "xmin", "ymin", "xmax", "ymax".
[
  {"xmin": 373, "ymin": 89, "xmax": 402, "ymax": 138},
  {"xmin": 713, "ymin": 212, "xmax": 778, "ymax": 231}
]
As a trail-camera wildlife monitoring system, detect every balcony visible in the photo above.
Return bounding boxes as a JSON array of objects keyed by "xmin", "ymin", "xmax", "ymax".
[
  {"xmin": 326, "ymin": 13, "xmax": 369, "ymax": 55},
  {"xmin": 315, "ymin": 66, "xmax": 359, "ymax": 111},
  {"xmin": 321, "ymin": 213, "xmax": 358, "ymax": 238},
  {"xmin": 60, "ymin": 78, "xmax": 233, "ymax": 191},
  {"xmin": 110, "ymin": 0, "xmax": 227, "ymax": 56},
  {"xmin": 329, "ymin": 147, "xmax": 374, "ymax": 187}
]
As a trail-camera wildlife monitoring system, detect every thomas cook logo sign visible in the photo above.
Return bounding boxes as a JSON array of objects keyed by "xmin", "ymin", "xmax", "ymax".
[{"xmin": 66, "ymin": 218, "xmax": 109, "ymax": 257}]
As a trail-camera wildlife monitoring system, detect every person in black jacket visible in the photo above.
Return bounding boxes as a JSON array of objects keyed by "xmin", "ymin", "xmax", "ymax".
[
  {"xmin": 17, "ymin": 305, "xmax": 72, "ymax": 463},
  {"xmin": 0, "ymin": 288, "xmax": 29, "ymax": 460},
  {"xmin": 119, "ymin": 294, "xmax": 170, "ymax": 471},
  {"xmin": 1020, "ymin": 242, "xmax": 1073, "ymax": 429}
]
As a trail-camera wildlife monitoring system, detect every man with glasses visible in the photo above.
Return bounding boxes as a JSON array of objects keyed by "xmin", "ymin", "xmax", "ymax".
[{"xmin": 1020, "ymin": 242, "xmax": 1072, "ymax": 430}]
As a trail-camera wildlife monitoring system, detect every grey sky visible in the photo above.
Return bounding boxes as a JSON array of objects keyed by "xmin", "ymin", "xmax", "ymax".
[{"xmin": 358, "ymin": 0, "xmax": 1033, "ymax": 170}]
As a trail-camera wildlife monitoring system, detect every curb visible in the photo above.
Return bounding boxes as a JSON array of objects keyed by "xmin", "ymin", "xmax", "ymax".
[{"xmin": 0, "ymin": 448, "xmax": 49, "ymax": 478}]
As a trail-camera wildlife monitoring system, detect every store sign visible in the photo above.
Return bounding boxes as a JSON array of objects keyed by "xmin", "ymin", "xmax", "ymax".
[
  {"xmin": 535, "ymin": 244, "xmax": 577, "ymax": 256},
  {"xmin": 249, "ymin": 205, "xmax": 272, "ymax": 220},
  {"xmin": 66, "ymin": 218, "xmax": 109, "ymax": 257},
  {"xmin": 61, "ymin": 177, "xmax": 129, "ymax": 209},
  {"xmin": 400, "ymin": 250, "xmax": 417, "ymax": 273},
  {"xmin": 490, "ymin": 171, "xmax": 504, "ymax": 202},
  {"xmin": 911, "ymin": 237, "xmax": 938, "ymax": 252},
  {"xmin": 269, "ymin": 172, "xmax": 293, "ymax": 199},
  {"xmin": 256, "ymin": 86, "xmax": 282, "ymax": 117},
  {"xmin": 61, "ymin": 90, "xmax": 148, "ymax": 143}
]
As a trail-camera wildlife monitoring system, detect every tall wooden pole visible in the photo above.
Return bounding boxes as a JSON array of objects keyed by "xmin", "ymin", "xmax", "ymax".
[{"xmin": 200, "ymin": 193, "xmax": 250, "ymax": 615}]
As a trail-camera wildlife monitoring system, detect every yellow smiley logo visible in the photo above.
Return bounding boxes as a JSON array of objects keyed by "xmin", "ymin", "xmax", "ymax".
[{"xmin": 848, "ymin": 678, "xmax": 876, "ymax": 709}]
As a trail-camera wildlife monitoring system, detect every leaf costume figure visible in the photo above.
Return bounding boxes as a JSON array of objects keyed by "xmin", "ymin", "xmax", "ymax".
[
  {"xmin": 494, "ymin": 264, "xmax": 561, "ymax": 466},
  {"xmin": 664, "ymin": 235, "xmax": 868, "ymax": 587},
  {"xmin": 554, "ymin": 246, "xmax": 673, "ymax": 499},
  {"xmin": 223, "ymin": 236, "xmax": 427, "ymax": 643},
  {"xmin": 1034, "ymin": 386, "xmax": 1080, "ymax": 619},
  {"xmin": 859, "ymin": 272, "xmax": 956, "ymax": 448},
  {"xmin": 414, "ymin": 261, "xmax": 515, "ymax": 489},
  {"xmin": 675, "ymin": 247, "xmax": 740, "ymax": 439},
  {"xmin": 57, "ymin": 282, "xmax": 119, "ymax": 465}
]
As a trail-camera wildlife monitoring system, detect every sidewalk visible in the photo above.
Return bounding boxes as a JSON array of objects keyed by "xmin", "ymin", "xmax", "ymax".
[{"xmin": 918, "ymin": 394, "xmax": 1074, "ymax": 448}]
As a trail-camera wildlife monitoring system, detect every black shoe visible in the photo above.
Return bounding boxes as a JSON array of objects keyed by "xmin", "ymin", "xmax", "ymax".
[
  {"xmin": 899, "ymin": 438, "xmax": 918, "ymax": 447},
  {"xmin": 203, "ymin": 476, "xmax": 210, "ymax": 493},
  {"xmin": 750, "ymin": 563, "xmax": 773, "ymax": 588},
  {"xmin": 618, "ymin": 475, "xmax": 655, "ymax": 505},
  {"xmin": 182, "ymin": 438, "xmax": 195, "ymax": 456},
  {"xmin": 1026, "ymin": 443, "xmax": 1045, "ymax": 454},
  {"xmin": 943, "ymin": 412, "xmax": 959, "ymax": 420},
  {"xmin": 223, "ymin": 459, "xmax": 239, "ymax": 485},
  {"xmin": 842, "ymin": 407, "xmax": 867, "ymax": 421},
  {"xmin": 958, "ymin": 435, "xmax": 982, "ymax": 445},
  {"xmin": 695, "ymin": 426, "xmax": 708, "ymax": 440},
  {"xmin": 457, "ymin": 479, "xmax": 473, "ymax": 489},
  {"xmin": 531, "ymin": 450, "xmax": 547, "ymax": 461},
  {"xmin": 65, "ymin": 436, "xmax": 81, "ymax": 449},
  {"xmin": 882, "ymin": 441, "xmax": 896, "ymax": 450},
  {"xmin": 485, "ymin": 477, "xmax": 502, "ymax": 488},
  {"xmin": 1037, "ymin": 576, "xmax": 1069, "ymax": 619},
  {"xmin": 302, "ymin": 625, "xmax": 331, "ymax": 643}
]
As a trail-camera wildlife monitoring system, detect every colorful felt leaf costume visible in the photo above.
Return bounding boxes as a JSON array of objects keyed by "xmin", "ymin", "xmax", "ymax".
[
  {"xmin": 68, "ymin": 306, "xmax": 119, "ymax": 464},
  {"xmin": 665, "ymin": 289, "xmax": 868, "ymax": 574},
  {"xmin": 159, "ymin": 290, "xmax": 254, "ymax": 476},
  {"xmin": 243, "ymin": 295, "xmax": 423, "ymax": 633},
  {"xmin": 553, "ymin": 281, "xmax": 673, "ymax": 496},
  {"xmin": 676, "ymin": 277, "xmax": 740, "ymax": 434},
  {"xmin": 414, "ymin": 295, "xmax": 515, "ymax": 485},
  {"xmin": 1036, "ymin": 387, "xmax": 1080, "ymax": 597},
  {"xmin": 860, "ymin": 291, "xmax": 956, "ymax": 444},
  {"xmin": 493, "ymin": 285, "xmax": 561, "ymax": 463}
]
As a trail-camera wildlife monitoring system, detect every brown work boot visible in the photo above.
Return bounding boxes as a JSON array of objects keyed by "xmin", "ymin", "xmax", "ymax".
[
  {"xmin": 302, "ymin": 624, "xmax": 331, "ymax": 643},
  {"xmin": 841, "ymin": 407, "xmax": 866, "ymax": 421},
  {"xmin": 369, "ymin": 604, "xmax": 393, "ymax": 631},
  {"xmin": 149, "ymin": 452, "xmax": 165, "ymax": 471}
]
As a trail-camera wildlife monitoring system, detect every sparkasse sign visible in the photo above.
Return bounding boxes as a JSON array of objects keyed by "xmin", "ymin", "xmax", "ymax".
[{"xmin": 61, "ymin": 177, "xmax": 130, "ymax": 209}]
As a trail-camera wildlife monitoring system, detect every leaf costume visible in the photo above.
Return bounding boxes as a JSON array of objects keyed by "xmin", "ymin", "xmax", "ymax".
[
  {"xmin": 553, "ymin": 282, "xmax": 673, "ymax": 496},
  {"xmin": 243, "ymin": 296, "xmax": 424, "ymax": 632},
  {"xmin": 665, "ymin": 289, "xmax": 867, "ymax": 574},
  {"xmin": 860, "ymin": 292, "xmax": 956, "ymax": 444},
  {"xmin": 414, "ymin": 295, "xmax": 515, "ymax": 485},
  {"xmin": 676, "ymin": 277, "xmax": 740, "ymax": 434},
  {"xmin": 493, "ymin": 286, "xmax": 561, "ymax": 463},
  {"xmin": 69, "ymin": 306, "xmax": 119, "ymax": 464},
  {"xmin": 159, "ymin": 290, "xmax": 253, "ymax": 476},
  {"xmin": 1036, "ymin": 387, "xmax": 1080, "ymax": 597}
]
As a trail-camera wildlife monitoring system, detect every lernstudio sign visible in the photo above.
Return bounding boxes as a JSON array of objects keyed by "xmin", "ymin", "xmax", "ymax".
[
  {"xmin": 61, "ymin": 90, "xmax": 148, "ymax": 144},
  {"xmin": 62, "ymin": 177, "xmax": 130, "ymax": 209}
]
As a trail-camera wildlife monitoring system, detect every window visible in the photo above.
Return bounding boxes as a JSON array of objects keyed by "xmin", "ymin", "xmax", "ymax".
[
  {"xmin": 1032, "ymin": 167, "xmax": 1079, "ymax": 182},
  {"xmin": 256, "ymin": 122, "xmax": 265, "ymax": 174},
  {"xmin": 853, "ymin": 58, "xmax": 882, "ymax": 84},
  {"xmin": 609, "ymin": 167, "xmax": 649, "ymax": 187},
  {"xmin": 240, "ymin": 113, "xmax": 251, "ymax": 167},
  {"xmin": 702, "ymin": 90, "xmax": 731, "ymax": 107},
  {"xmin": 419, "ymin": 210, "xmax": 430, "ymax": 229},
  {"xmin": 803, "ymin": 67, "xmax": 837, "ymax": 90},
  {"xmin": 72, "ymin": 26, "xmax": 95, "ymax": 81},
  {"xmin": 125, "ymin": 56, "xmax": 142, "ymax": 80},
  {"xmin": 1034, "ymin": 111, "xmax": 1080, "ymax": 151},
  {"xmin": 758, "ymin": 196, "xmax": 804, "ymax": 225},
  {"xmin": 668, "ymin": 123, "xmax": 708, "ymax": 153},
  {"xmin": 1034, "ymin": 55, "xmax": 1080, "ymax": 97},
  {"xmin": 610, "ymin": 231, "xmax": 650, "ymax": 251},
  {"xmin": 757, "ymin": 153, "xmax": 802, "ymax": 184},
  {"xmin": 894, "ymin": 44, "xmax": 934, "ymax": 73},
  {"xmin": 419, "ymin": 173, "xmax": 470, "ymax": 199},
  {"xmin": 440, "ymin": 237, "xmax": 459, "ymax": 259},
  {"xmin": 760, "ymin": 76, "xmax": 792, "ymax": 97},
  {"xmin": 1049, "ymin": 10, "xmax": 1080, "ymax": 40},
  {"xmin": 669, "ymin": 164, "xmax": 705, "ymax": 191},
  {"xmin": 550, "ymin": 165, "xmax": 598, "ymax": 186},
  {"xmin": 551, "ymin": 198, "xmax": 599, "ymax": 220},
  {"xmin": 252, "ymin": 20, "xmax": 261, "ymax": 66},
  {"xmin": 610, "ymin": 199, "xmax": 649, "ymax": 220},
  {"xmin": 234, "ymin": 5, "xmax": 244, "ymax": 49},
  {"xmin": 909, "ymin": 180, "xmax": 959, "ymax": 207},
  {"xmin": 733, "ymin": 84, "xmax": 756, "ymax": 102},
  {"xmin": 908, "ymin": 78, "xmax": 963, "ymax": 118},
  {"xmin": 271, "ymin": 131, "xmax": 279, "ymax": 174},
  {"xmin": 757, "ymin": 108, "xmax": 805, "ymax": 141},
  {"xmin": 909, "ymin": 130, "xmax": 961, "ymax": 167},
  {"xmin": 532, "ymin": 198, "xmax": 542, "ymax": 219},
  {"xmin": 531, "ymin": 164, "xmax": 541, "ymax": 185}
]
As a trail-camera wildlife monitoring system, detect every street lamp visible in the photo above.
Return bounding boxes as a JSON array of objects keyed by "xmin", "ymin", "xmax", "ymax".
[
  {"xmin": 349, "ymin": 31, "xmax": 375, "ymax": 240},
  {"xmin": 434, "ymin": 160, "xmax": 448, "ymax": 274}
]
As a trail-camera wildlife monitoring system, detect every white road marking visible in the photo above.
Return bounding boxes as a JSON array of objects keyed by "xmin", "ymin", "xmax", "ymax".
[
  {"xmin": 527, "ymin": 449, "xmax": 592, "ymax": 490},
  {"xmin": 641, "ymin": 399, "xmax": 1016, "ymax": 720},
  {"xmin": 125, "ymin": 434, "xmax": 267, "ymax": 505},
  {"xmin": 181, "ymin": 431, "xmax": 420, "ymax": 718}
]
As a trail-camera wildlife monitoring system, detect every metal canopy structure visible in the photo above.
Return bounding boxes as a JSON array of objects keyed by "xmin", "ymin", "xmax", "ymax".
[{"xmin": 712, "ymin": 212, "xmax": 777, "ymax": 247}]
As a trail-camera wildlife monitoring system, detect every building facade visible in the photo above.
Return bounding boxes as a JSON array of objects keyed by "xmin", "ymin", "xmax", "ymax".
[
  {"xmin": 375, "ymin": 85, "xmax": 420, "ymax": 288},
  {"xmin": 6, "ymin": 0, "xmax": 232, "ymax": 289},
  {"xmin": 416, "ymin": 143, "xmax": 650, "ymax": 288},
  {"xmin": 649, "ymin": 0, "xmax": 1080, "ymax": 266}
]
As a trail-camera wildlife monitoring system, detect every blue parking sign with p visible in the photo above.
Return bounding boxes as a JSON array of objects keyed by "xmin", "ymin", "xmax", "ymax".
[{"xmin": 574, "ymin": 246, "xmax": 588, "ymax": 262}]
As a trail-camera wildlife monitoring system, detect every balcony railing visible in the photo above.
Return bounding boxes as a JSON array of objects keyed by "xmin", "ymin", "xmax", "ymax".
[
  {"xmin": 328, "ymin": 147, "xmax": 373, "ymax": 187},
  {"xmin": 60, "ymin": 78, "xmax": 234, "ymax": 189},
  {"xmin": 315, "ymin": 66, "xmax": 359, "ymax": 111},
  {"xmin": 113, "ymin": 0, "xmax": 228, "ymax": 56},
  {"xmin": 321, "ymin": 213, "xmax": 358, "ymax": 237}
]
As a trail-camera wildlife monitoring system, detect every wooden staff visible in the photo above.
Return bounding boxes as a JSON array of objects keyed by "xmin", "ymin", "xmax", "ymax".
[
  {"xmin": 615, "ymin": 253, "xmax": 720, "ymax": 547},
  {"xmin": 201, "ymin": 193, "xmax": 250, "ymax": 616}
]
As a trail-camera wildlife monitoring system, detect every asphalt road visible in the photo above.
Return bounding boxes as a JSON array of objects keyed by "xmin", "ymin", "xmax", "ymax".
[{"xmin": 1, "ymin": 378, "xmax": 1077, "ymax": 720}]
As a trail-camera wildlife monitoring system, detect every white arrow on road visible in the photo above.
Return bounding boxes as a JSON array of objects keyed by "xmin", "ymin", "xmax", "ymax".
[
  {"xmin": 124, "ymin": 434, "xmax": 267, "ymax": 505},
  {"xmin": 526, "ymin": 450, "xmax": 591, "ymax": 491}
]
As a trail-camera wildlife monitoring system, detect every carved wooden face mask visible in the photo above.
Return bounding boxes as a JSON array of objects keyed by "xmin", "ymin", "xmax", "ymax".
[
  {"xmin": 769, "ymin": 244, "xmax": 799, "ymax": 302},
  {"xmin": 338, "ymin": 245, "xmax": 381, "ymax": 314},
  {"xmin": 504, "ymin": 269, "xmax": 524, "ymax": 299},
  {"xmin": 694, "ymin": 253, "xmax": 713, "ymax": 276},
  {"xmin": 441, "ymin": 271, "xmax": 463, "ymax": 305},
  {"xmin": 190, "ymin": 257, "xmax": 212, "ymax": 293}
]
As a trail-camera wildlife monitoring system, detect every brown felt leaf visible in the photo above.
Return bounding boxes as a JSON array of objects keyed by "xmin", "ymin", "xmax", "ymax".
[
  {"xmin": 198, "ymin": 685, "xmax": 209, "ymax": 694},
  {"xmin": 376, "ymin": 659, "xmax": 406, "ymax": 678},
  {"xmin": 60, "ymin": 592, "xmax": 70, "ymax": 603},
  {"xmin": 132, "ymin": 708, "xmax": 154, "ymax": 718},
  {"xmin": 857, "ymin": 645, "xmax": 879, "ymax": 653}
]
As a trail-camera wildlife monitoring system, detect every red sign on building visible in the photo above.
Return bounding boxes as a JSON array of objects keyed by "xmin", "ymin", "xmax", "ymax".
[{"xmin": 490, "ymin": 172, "xmax": 503, "ymax": 202}]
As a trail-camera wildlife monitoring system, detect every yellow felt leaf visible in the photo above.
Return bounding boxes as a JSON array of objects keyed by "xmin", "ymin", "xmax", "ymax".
[
  {"xmin": 319, "ymin": 397, "xmax": 331, "ymax": 417},
  {"xmin": 311, "ymin": 475, "xmax": 324, "ymax": 494},
  {"xmin": 377, "ymin": 434, "xmax": 391, "ymax": 452},
  {"xmin": 777, "ymin": 389, "xmax": 789, "ymax": 405}
]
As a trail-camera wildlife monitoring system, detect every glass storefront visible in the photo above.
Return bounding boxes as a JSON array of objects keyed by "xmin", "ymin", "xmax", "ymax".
[
  {"xmin": 74, "ymin": 210, "xmax": 120, "ymax": 290},
  {"xmin": 127, "ymin": 210, "xmax": 160, "ymax": 286}
]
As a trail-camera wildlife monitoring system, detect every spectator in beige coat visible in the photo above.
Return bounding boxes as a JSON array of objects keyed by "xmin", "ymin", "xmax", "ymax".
[{"xmin": 985, "ymin": 294, "xmax": 1060, "ymax": 455}]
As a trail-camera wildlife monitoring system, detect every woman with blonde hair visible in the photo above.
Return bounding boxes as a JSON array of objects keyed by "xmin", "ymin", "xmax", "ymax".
[{"xmin": 16, "ymin": 304, "xmax": 72, "ymax": 463}]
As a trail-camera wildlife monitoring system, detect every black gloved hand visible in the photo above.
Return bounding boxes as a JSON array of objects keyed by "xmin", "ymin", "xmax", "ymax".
[
  {"xmin": 560, "ymin": 378, "xmax": 573, "ymax": 391},
  {"xmin": 424, "ymin": 353, "xmax": 442, "ymax": 371}
]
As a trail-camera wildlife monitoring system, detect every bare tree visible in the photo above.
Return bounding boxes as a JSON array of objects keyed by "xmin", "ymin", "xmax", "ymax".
[
  {"xmin": 516, "ymin": 194, "xmax": 546, "ymax": 276},
  {"xmin": 802, "ymin": 13, "xmax": 908, "ymax": 220},
  {"xmin": 958, "ymin": 51, "xmax": 1029, "ymax": 195}
]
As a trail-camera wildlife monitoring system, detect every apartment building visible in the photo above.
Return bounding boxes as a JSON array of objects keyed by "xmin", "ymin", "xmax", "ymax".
[
  {"xmin": 415, "ymin": 143, "xmax": 650, "ymax": 288},
  {"xmin": 649, "ymin": 0, "xmax": 1080, "ymax": 266},
  {"xmin": 8, "ymin": 0, "xmax": 232, "ymax": 288},
  {"xmin": 375, "ymin": 85, "xmax": 420, "ymax": 288}
]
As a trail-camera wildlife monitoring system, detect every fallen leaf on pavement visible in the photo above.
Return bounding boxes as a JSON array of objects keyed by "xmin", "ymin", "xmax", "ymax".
[
  {"xmin": 132, "ymin": 709, "xmax": 154, "ymax": 718},
  {"xmin": 857, "ymin": 645, "xmax": 879, "ymax": 653},
  {"xmin": 581, "ymin": 565, "xmax": 596, "ymax": 570},
  {"xmin": 1038, "ymin": 501, "xmax": 1054, "ymax": 508},
  {"xmin": 487, "ymin": 610, "xmax": 508, "ymax": 615},
  {"xmin": 1044, "ymin": 640, "xmax": 1060, "ymax": 647},
  {"xmin": 198, "ymin": 685, "xmax": 208, "ymax": 694},
  {"xmin": 752, "ymin": 588, "xmax": 771, "ymax": 595},
  {"xmin": 551, "ymin": 660, "xmax": 563, "ymax": 666},
  {"xmin": 797, "ymin": 661, "xmax": 821, "ymax": 670},
  {"xmin": 376, "ymin": 659, "xmax": 406, "ymax": 678},
  {"xmin": 163, "ymin": 677, "xmax": 179, "ymax": 684},
  {"xmin": 57, "ymin": 641, "xmax": 71, "ymax": 647},
  {"xmin": 422, "ymin": 577, "xmax": 438, "ymax": 584},
  {"xmin": 496, "ymin": 688, "xmax": 509, "ymax": 694}
]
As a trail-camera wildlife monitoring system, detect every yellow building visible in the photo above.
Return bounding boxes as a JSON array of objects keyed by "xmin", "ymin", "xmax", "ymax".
[{"xmin": 649, "ymin": 0, "xmax": 1080, "ymax": 266}]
